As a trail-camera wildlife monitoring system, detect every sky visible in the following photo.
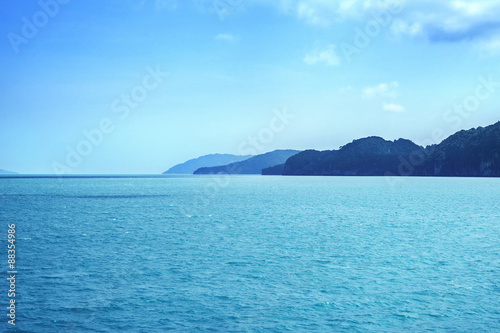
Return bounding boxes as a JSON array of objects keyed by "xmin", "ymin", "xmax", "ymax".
[{"xmin": 1, "ymin": 0, "xmax": 500, "ymax": 174}]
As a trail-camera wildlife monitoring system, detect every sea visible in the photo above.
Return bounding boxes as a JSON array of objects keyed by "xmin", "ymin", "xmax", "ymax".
[{"xmin": 0, "ymin": 175, "xmax": 499, "ymax": 332}]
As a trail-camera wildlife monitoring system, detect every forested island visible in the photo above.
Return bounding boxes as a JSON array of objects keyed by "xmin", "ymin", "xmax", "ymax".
[{"xmin": 165, "ymin": 121, "xmax": 500, "ymax": 177}]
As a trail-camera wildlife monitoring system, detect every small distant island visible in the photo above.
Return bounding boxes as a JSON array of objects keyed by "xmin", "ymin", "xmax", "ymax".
[
  {"xmin": 164, "ymin": 121, "xmax": 500, "ymax": 177},
  {"xmin": 0, "ymin": 169, "xmax": 18, "ymax": 175}
]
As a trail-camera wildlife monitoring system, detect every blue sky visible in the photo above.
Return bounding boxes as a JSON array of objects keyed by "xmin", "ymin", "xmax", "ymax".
[{"xmin": 1, "ymin": 0, "xmax": 500, "ymax": 174}]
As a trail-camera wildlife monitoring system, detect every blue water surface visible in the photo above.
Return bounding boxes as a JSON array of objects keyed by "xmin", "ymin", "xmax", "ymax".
[{"xmin": 0, "ymin": 176, "xmax": 499, "ymax": 332}]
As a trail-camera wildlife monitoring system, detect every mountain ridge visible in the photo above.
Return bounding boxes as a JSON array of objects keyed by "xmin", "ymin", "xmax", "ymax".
[
  {"xmin": 0, "ymin": 169, "xmax": 18, "ymax": 175},
  {"xmin": 163, "ymin": 154, "xmax": 252, "ymax": 174},
  {"xmin": 266, "ymin": 121, "xmax": 500, "ymax": 177},
  {"xmin": 194, "ymin": 150, "xmax": 300, "ymax": 175}
]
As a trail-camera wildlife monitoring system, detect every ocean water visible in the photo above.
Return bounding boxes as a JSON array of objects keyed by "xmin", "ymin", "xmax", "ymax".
[{"xmin": 1, "ymin": 175, "xmax": 499, "ymax": 332}]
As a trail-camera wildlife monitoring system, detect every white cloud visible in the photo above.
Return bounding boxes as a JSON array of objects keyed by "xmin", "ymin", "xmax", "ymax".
[
  {"xmin": 451, "ymin": 1, "xmax": 496, "ymax": 17},
  {"xmin": 383, "ymin": 103, "xmax": 405, "ymax": 112},
  {"xmin": 285, "ymin": 0, "xmax": 405, "ymax": 26},
  {"xmin": 304, "ymin": 44, "xmax": 340, "ymax": 67},
  {"xmin": 389, "ymin": 1, "xmax": 500, "ymax": 42},
  {"xmin": 215, "ymin": 33, "xmax": 239, "ymax": 42},
  {"xmin": 257, "ymin": 0, "xmax": 500, "ymax": 49},
  {"xmin": 362, "ymin": 81, "xmax": 399, "ymax": 99},
  {"xmin": 297, "ymin": 1, "xmax": 334, "ymax": 27},
  {"xmin": 391, "ymin": 20, "xmax": 423, "ymax": 37}
]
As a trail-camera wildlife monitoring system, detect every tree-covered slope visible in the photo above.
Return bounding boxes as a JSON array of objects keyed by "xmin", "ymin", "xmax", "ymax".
[{"xmin": 194, "ymin": 150, "xmax": 300, "ymax": 175}]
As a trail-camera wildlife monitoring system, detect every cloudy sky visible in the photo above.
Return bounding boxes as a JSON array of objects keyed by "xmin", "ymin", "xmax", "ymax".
[{"xmin": 1, "ymin": 0, "xmax": 500, "ymax": 174}]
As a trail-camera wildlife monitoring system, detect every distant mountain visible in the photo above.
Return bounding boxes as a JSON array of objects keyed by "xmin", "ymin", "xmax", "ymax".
[
  {"xmin": 280, "ymin": 137, "xmax": 423, "ymax": 176},
  {"xmin": 270, "ymin": 121, "xmax": 500, "ymax": 177},
  {"xmin": 194, "ymin": 150, "xmax": 300, "ymax": 175},
  {"xmin": 163, "ymin": 154, "xmax": 252, "ymax": 174},
  {"xmin": 0, "ymin": 169, "xmax": 18, "ymax": 175}
]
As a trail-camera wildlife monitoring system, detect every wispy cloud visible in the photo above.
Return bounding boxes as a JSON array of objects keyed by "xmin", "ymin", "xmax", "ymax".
[
  {"xmin": 291, "ymin": 0, "xmax": 403, "ymax": 26},
  {"xmin": 292, "ymin": 0, "xmax": 500, "ymax": 42},
  {"xmin": 362, "ymin": 81, "xmax": 399, "ymax": 99},
  {"xmin": 259, "ymin": 0, "xmax": 500, "ymax": 53},
  {"xmin": 297, "ymin": 2, "xmax": 334, "ymax": 27},
  {"xmin": 304, "ymin": 44, "xmax": 340, "ymax": 67},
  {"xmin": 383, "ymin": 103, "xmax": 405, "ymax": 112},
  {"xmin": 215, "ymin": 33, "xmax": 240, "ymax": 42},
  {"xmin": 390, "ymin": 1, "xmax": 500, "ymax": 43}
]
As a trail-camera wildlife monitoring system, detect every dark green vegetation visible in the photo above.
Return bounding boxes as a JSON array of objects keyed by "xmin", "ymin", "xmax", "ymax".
[
  {"xmin": 414, "ymin": 121, "xmax": 500, "ymax": 177},
  {"xmin": 166, "ymin": 121, "xmax": 500, "ymax": 177},
  {"xmin": 275, "ymin": 121, "xmax": 500, "ymax": 177},
  {"xmin": 261, "ymin": 163, "xmax": 286, "ymax": 175},
  {"xmin": 277, "ymin": 137, "xmax": 423, "ymax": 176}
]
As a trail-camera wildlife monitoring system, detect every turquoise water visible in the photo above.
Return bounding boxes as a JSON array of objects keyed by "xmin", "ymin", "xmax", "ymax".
[{"xmin": 1, "ymin": 176, "xmax": 499, "ymax": 332}]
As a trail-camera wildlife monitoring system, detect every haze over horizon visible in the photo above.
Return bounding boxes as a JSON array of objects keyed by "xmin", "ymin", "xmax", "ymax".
[{"xmin": 1, "ymin": 0, "xmax": 500, "ymax": 174}]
